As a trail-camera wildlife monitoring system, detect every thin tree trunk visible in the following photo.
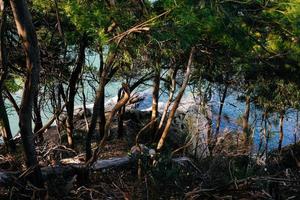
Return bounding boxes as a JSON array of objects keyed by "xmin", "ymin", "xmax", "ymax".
[
  {"xmin": 157, "ymin": 47, "xmax": 195, "ymax": 150},
  {"xmin": 85, "ymin": 51, "xmax": 115, "ymax": 161},
  {"xmin": 34, "ymin": 104, "xmax": 66, "ymax": 138},
  {"xmin": 88, "ymin": 83, "xmax": 130, "ymax": 165},
  {"xmin": 0, "ymin": 93, "xmax": 16, "ymax": 152},
  {"xmin": 85, "ymin": 70, "xmax": 106, "ymax": 160},
  {"xmin": 206, "ymin": 112, "xmax": 213, "ymax": 155},
  {"xmin": 66, "ymin": 36, "xmax": 87, "ymax": 148},
  {"xmin": 117, "ymin": 87, "xmax": 125, "ymax": 138},
  {"xmin": 9, "ymin": 0, "xmax": 44, "ymax": 188},
  {"xmin": 202, "ymin": 94, "xmax": 213, "ymax": 156},
  {"xmin": 150, "ymin": 68, "xmax": 160, "ymax": 136},
  {"xmin": 243, "ymin": 95, "xmax": 251, "ymax": 147},
  {"xmin": 4, "ymin": 87, "xmax": 20, "ymax": 113},
  {"xmin": 81, "ymin": 80, "xmax": 89, "ymax": 132},
  {"xmin": 116, "ymin": 73, "xmax": 154, "ymax": 138},
  {"xmin": 215, "ymin": 84, "xmax": 228, "ymax": 137},
  {"xmin": 257, "ymin": 113, "xmax": 264, "ymax": 156},
  {"xmin": 157, "ymin": 65, "xmax": 178, "ymax": 134},
  {"xmin": 278, "ymin": 111, "xmax": 284, "ymax": 152},
  {"xmin": 0, "ymin": 3, "xmax": 15, "ymax": 152},
  {"xmin": 33, "ymin": 94, "xmax": 43, "ymax": 142}
]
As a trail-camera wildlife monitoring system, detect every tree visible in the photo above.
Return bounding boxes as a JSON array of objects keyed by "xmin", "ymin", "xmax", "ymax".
[
  {"xmin": 65, "ymin": 36, "xmax": 87, "ymax": 148},
  {"xmin": 9, "ymin": 0, "xmax": 44, "ymax": 188},
  {"xmin": 0, "ymin": 0, "xmax": 15, "ymax": 152},
  {"xmin": 157, "ymin": 47, "xmax": 195, "ymax": 150}
]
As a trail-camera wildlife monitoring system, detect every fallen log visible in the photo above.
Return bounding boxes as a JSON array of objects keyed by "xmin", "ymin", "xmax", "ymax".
[
  {"xmin": 0, "ymin": 156, "xmax": 133, "ymax": 186},
  {"xmin": 0, "ymin": 156, "xmax": 192, "ymax": 186}
]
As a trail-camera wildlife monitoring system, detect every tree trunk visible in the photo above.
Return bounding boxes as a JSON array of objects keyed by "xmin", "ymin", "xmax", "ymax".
[
  {"xmin": 3, "ymin": 87, "xmax": 19, "ymax": 113},
  {"xmin": 33, "ymin": 94, "xmax": 43, "ymax": 142},
  {"xmin": 9, "ymin": 0, "xmax": 44, "ymax": 188},
  {"xmin": 202, "ymin": 92, "xmax": 213, "ymax": 156},
  {"xmin": 150, "ymin": 68, "xmax": 160, "ymax": 136},
  {"xmin": 117, "ymin": 87, "xmax": 126, "ymax": 138},
  {"xmin": 243, "ymin": 95, "xmax": 251, "ymax": 147},
  {"xmin": 81, "ymin": 80, "xmax": 89, "ymax": 132},
  {"xmin": 0, "ymin": 156, "xmax": 191, "ymax": 186},
  {"xmin": 215, "ymin": 84, "xmax": 228, "ymax": 137},
  {"xmin": 66, "ymin": 36, "xmax": 87, "ymax": 148},
  {"xmin": 88, "ymin": 83, "xmax": 130, "ymax": 164},
  {"xmin": 278, "ymin": 111, "xmax": 284, "ymax": 152},
  {"xmin": 157, "ymin": 65, "xmax": 178, "ymax": 134},
  {"xmin": 0, "ymin": 3, "xmax": 15, "ymax": 152},
  {"xmin": 85, "ymin": 51, "xmax": 116, "ymax": 161},
  {"xmin": 0, "ymin": 93, "xmax": 16, "ymax": 152},
  {"xmin": 85, "ymin": 70, "xmax": 106, "ymax": 160},
  {"xmin": 157, "ymin": 48, "xmax": 195, "ymax": 150}
]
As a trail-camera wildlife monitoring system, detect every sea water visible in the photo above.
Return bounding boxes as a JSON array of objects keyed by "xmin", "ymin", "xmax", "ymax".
[{"xmin": 3, "ymin": 52, "xmax": 300, "ymax": 149}]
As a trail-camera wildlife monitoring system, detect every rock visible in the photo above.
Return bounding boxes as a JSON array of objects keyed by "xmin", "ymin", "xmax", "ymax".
[
  {"xmin": 74, "ymin": 107, "xmax": 92, "ymax": 119},
  {"xmin": 183, "ymin": 104, "xmax": 210, "ymax": 159}
]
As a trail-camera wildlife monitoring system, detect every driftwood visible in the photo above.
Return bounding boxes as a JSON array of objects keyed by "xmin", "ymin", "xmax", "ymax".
[{"xmin": 0, "ymin": 156, "xmax": 192, "ymax": 186}]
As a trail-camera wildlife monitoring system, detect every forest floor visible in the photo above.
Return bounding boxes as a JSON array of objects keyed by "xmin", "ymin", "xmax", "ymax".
[{"xmin": 0, "ymin": 110, "xmax": 300, "ymax": 199}]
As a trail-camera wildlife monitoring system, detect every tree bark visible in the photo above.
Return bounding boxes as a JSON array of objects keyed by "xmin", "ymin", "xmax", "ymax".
[
  {"xmin": 243, "ymin": 95, "xmax": 251, "ymax": 147},
  {"xmin": 9, "ymin": 0, "xmax": 44, "ymax": 188},
  {"xmin": 215, "ymin": 84, "xmax": 228, "ymax": 137},
  {"xmin": 3, "ymin": 87, "xmax": 19, "ymax": 113},
  {"xmin": 0, "ymin": 93, "xmax": 16, "ymax": 152},
  {"xmin": 65, "ymin": 36, "xmax": 87, "ymax": 148},
  {"xmin": 150, "ymin": 68, "xmax": 160, "ymax": 136},
  {"xmin": 87, "ymin": 83, "xmax": 130, "ymax": 164},
  {"xmin": 0, "ymin": 156, "xmax": 192, "ymax": 186},
  {"xmin": 157, "ymin": 65, "xmax": 178, "ymax": 135},
  {"xmin": 117, "ymin": 87, "xmax": 126, "ymax": 138},
  {"xmin": 278, "ymin": 111, "xmax": 284, "ymax": 152},
  {"xmin": 157, "ymin": 48, "xmax": 195, "ymax": 150},
  {"xmin": 85, "ymin": 51, "xmax": 116, "ymax": 161},
  {"xmin": 0, "ymin": 3, "xmax": 15, "ymax": 152},
  {"xmin": 33, "ymin": 94, "xmax": 43, "ymax": 142},
  {"xmin": 201, "ymin": 89, "xmax": 213, "ymax": 156}
]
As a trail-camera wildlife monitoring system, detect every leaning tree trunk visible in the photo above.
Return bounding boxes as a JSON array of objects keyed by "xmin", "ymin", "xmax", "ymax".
[
  {"xmin": 278, "ymin": 111, "xmax": 284, "ymax": 152},
  {"xmin": 9, "ymin": 0, "xmax": 44, "ymax": 188},
  {"xmin": 85, "ymin": 67, "xmax": 107, "ymax": 161},
  {"xmin": 157, "ymin": 65, "xmax": 178, "ymax": 134},
  {"xmin": 85, "ymin": 51, "xmax": 116, "ymax": 161},
  {"xmin": 243, "ymin": 95, "xmax": 251, "ymax": 147},
  {"xmin": 150, "ymin": 68, "xmax": 160, "ymax": 136},
  {"xmin": 65, "ymin": 36, "xmax": 87, "ymax": 148},
  {"xmin": 157, "ymin": 48, "xmax": 195, "ymax": 150},
  {"xmin": 215, "ymin": 84, "xmax": 228, "ymax": 137},
  {"xmin": 87, "ymin": 83, "xmax": 130, "ymax": 165},
  {"xmin": 0, "ymin": 93, "xmax": 16, "ymax": 152},
  {"xmin": 0, "ymin": 3, "xmax": 15, "ymax": 152},
  {"xmin": 116, "ymin": 73, "xmax": 155, "ymax": 138}
]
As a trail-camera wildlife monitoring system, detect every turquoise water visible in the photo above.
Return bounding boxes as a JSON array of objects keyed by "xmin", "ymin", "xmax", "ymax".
[
  {"xmin": 3, "ymin": 51, "xmax": 300, "ymax": 149},
  {"xmin": 5, "ymin": 81, "xmax": 300, "ymax": 151},
  {"xmin": 5, "ymin": 52, "xmax": 121, "ymax": 137}
]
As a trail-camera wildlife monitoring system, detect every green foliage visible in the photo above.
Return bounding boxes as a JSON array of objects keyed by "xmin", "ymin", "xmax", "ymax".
[{"xmin": 4, "ymin": 77, "xmax": 22, "ymax": 93}]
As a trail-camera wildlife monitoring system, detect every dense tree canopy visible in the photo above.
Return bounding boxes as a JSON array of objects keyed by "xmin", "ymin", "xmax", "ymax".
[{"xmin": 0, "ymin": 0, "xmax": 299, "ymax": 198}]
